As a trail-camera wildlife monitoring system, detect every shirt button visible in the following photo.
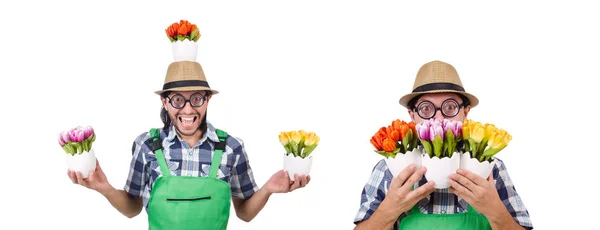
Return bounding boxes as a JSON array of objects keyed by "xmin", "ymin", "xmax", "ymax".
[
  {"xmin": 188, "ymin": 173, "xmax": 192, "ymax": 177},
  {"xmin": 441, "ymin": 210, "xmax": 446, "ymax": 214},
  {"xmin": 188, "ymin": 150, "xmax": 193, "ymax": 156}
]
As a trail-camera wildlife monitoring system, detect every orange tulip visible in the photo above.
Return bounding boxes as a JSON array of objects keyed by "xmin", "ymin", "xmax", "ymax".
[
  {"xmin": 165, "ymin": 23, "xmax": 179, "ymax": 37},
  {"xmin": 370, "ymin": 135, "xmax": 383, "ymax": 151},
  {"xmin": 382, "ymin": 138, "xmax": 397, "ymax": 152},
  {"xmin": 389, "ymin": 129, "xmax": 400, "ymax": 142}
]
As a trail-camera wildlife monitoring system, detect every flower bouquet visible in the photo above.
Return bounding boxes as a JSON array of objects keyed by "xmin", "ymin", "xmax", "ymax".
[
  {"xmin": 279, "ymin": 130, "xmax": 320, "ymax": 181},
  {"xmin": 416, "ymin": 118, "xmax": 462, "ymax": 189},
  {"xmin": 460, "ymin": 119, "xmax": 512, "ymax": 179},
  {"xmin": 59, "ymin": 126, "xmax": 97, "ymax": 178},
  {"xmin": 370, "ymin": 119, "xmax": 421, "ymax": 177},
  {"xmin": 166, "ymin": 19, "xmax": 201, "ymax": 61}
]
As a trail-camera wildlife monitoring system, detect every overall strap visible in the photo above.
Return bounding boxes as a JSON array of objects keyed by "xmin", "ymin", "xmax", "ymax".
[
  {"xmin": 209, "ymin": 129, "xmax": 228, "ymax": 178},
  {"xmin": 149, "ymin": 128, "xmax": 171, "ymax": 177}
]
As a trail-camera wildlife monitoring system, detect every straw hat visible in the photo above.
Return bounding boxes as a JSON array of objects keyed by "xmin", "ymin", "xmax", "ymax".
[
  {"xmin": 154, "ymin": 61, "xmax": 219, "ymax": 95},
  {"xmin": 399, "ymin": 60, "xmax": 478, "ymax": 108}
]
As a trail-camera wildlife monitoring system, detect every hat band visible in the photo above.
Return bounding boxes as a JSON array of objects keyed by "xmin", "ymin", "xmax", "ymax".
[
  {"xmin": 163, "ymin": 80, "xmax": 210, "ymax": 90},
  {"xmin": 412, "ymin": 83, "xmax": 465, "ymax": 93}
]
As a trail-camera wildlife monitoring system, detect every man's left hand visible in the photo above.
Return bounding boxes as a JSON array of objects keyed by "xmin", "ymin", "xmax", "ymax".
[
  {"xmin": 265, "ymin": 170, "xmax": 310, "ymax": 194},
  {"xmin": 448, "ymin": 169, "xmax": 505, "ymax": 217}
]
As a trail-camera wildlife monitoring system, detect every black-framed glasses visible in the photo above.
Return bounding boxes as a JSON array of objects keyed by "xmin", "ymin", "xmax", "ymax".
[
  {"xmin": 165, "ymin": 93, "xmax": 207, "ymax": 109},
  {"xmin": 414, "ymin": 99, "xmax": 465, "ymax": 119}
]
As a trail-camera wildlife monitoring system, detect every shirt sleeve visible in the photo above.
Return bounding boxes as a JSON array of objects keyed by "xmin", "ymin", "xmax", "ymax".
[
  {"xmin": 493, "ymin": 158, "xmax": 534, "ymax": 229},
  {"xmin": 228, "ymin": 137, "xmax": 259, "ymax": 199},
  {"xmin": 123, "ymin": 132, "xmax": 150, "ymax": 198},
  {"xmin": 354, "ymin": 159, "xmax": 393, "ymax": 225}
]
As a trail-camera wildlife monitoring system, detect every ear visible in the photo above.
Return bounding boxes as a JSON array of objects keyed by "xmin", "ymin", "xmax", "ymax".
[
  {"xmin": 161, "ymin": 96, "xmax": 168, "ymax": 109},
  {"xmin": 463, "ymin": 105, "xmax": 471, "ymax": 118},
  {"xmin": 408, "ymin": 109, "xmax": 416, "ymax": 122}
]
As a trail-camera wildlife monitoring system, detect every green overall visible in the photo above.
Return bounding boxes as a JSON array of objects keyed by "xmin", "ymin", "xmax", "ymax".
[
  {"xmin": 146, "ymin": 128, "xmax": 231, "ymax": 230},
  {"xmin": 399, "ymin": 204, "xmax": 492, "ymax": 229}
]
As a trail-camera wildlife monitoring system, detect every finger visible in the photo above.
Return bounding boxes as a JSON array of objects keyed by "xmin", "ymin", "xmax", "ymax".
[
  {"xmin": 449, "ymin": 177, "xmax": 474, "ymax": 199},
  {"xmin": 76, "ymin": 172, "xmax": 90, "ymax": 188},
  {"xmin": 449, "ymin": 173, "xmax": 480, "ymax": 194},
  {"xmin": 306, "ymin": 175, "xmax": 311, "ymax": 184},
  {"xmin": 95, "ymin": 159, "xmax": 102, "ymax": 171},
  {"xmin": 67, "ymin": 170, "xmax": 77, "ymax": 184},
  {"xmin": 400, "ymin": 166, "xmax": 427, "ymax": 193},
  {"xmin": 392, "ymin": 164, "xmax": 416, "ymax": 188},
  {"xmin": 289, "ymin": 174, "xmax": 301, "ymax": 191},
  {"xmin": 456, "ymin": 169, "xmax": 486, "ymax": 186},
  {"xmin": 300, "ymin": 175, "xmax": 308, "ymax": 188},
  {"xmin": 407, "ymin": 181, "xmax": 435, "ymax": 201}
]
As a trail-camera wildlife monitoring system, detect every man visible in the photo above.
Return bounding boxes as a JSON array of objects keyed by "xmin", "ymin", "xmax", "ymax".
[
  {"xmin": 67, "ymin": 60, "xmax": 310, "ymax": 229},
  {"xmin": 353, "ymin": 60, "xmax": 533, "ymax": 229}
]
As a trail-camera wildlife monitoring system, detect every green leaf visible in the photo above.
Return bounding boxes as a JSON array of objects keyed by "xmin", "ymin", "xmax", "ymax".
[
  {"xmin": 421, "ymin": 141, "xmax": 433, "ymax": 158},
  {"xmin": 445, "ymin": 130, "xmax": 455, "ymax": 157},
  {"xmin": 167, "ymin": 35, "xmax": 175, "ymax": 42},
  {"xmin": 402, "ymin": 130, "xmax": 412, "ymax": 152},
  {"xmin": 177, "ymin": 35, "xmax": 185, "ymax": 41},
  {"xmin": 433, "ymin": 135, "xmax": 443, "ymax": 158},
  {"xmin": 190, "ymin": 28, "xmax": 199, "ymax": 40}
]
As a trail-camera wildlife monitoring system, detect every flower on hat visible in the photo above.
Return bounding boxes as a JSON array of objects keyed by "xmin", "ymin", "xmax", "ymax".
[
  {"xmin": 370, "ymin": 119, "xmax": 419, "ymax": 158},
  {"xmin": 58, "ymin": 126, "xmax": 96, "ymax": 156},
  {"xmin": 279, "ymin": 130, "xmax": 320, "ymax": 159},
  {"xmin": 166, "ymin": 20, "xmax": 200, "ymax": 42}
]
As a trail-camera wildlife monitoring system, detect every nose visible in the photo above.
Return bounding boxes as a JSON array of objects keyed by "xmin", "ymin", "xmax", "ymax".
[
  {"xmin": 433, "ymin": 109, "xmax": 445, "ymax": 119},
  {"xmin": 181, "ymin": 101, "xmax": 194, "ymax": 113}
]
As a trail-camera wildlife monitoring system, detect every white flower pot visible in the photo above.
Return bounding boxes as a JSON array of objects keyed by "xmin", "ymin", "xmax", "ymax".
[
  {"xmin": 172, "ymin": 39, "xmax": 198, "ymax": 61},
  {"xmin": 283, "ymin": 154, "xmax": 312, "ymax": 181},
  {"xmin": 421, "ymin": 152, "xmax": 460, "ymax": 189},
  {"xmin": 384, "ymin": 148, "xmax": 423, "ymax": 178},
  {"xmin": 460, "ymin": 152, "xmax": 495, "ymax": 180},
  {"xmin": 66, "ymin": 148, "xmax": 97, "ymax": 179}
]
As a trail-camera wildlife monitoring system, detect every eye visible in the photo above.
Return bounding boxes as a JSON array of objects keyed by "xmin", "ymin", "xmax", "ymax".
[{"xmin": 190, "ymin": 94, "xmax": 204, "ymax": 106}]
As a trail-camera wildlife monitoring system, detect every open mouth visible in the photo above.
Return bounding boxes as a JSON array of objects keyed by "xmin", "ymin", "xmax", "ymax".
[{"xmin": 178, "ymin": 116, "xmax": 198, "ymax": 127}]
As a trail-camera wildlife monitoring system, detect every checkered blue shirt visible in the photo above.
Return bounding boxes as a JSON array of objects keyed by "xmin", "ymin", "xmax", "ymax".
[
  {"xmin": 354, "ymin": 158, "xmax": 533, "ymax": 229},
  {"xmin": 123, "ymin": 122, "xmax": 259, "ymax": 209}
]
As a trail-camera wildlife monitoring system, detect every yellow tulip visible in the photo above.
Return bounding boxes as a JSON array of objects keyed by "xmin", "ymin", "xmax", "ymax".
[
  {"xmin": 278, "ymin": 132, "xmax": 289, "ymax": 146},
  {"xmin": 489, "ymin": 129, "xmax": 512, "ymax": 149},
  {"xmin": 299, "ymin": 130, "xmax": 308, "ymax": 139},
  {"xmin": 291, "ymin": 131, "xmax": 302, "ymax": 144},
  {"xmin": 484, "ymin": 123, "xmax": 496, "ymax": 140},
  {"xmin": 304, "ymin": 132, "xmax": 320, "ymax": 146},
  {"xmin": 470, "ymin": 122, "xmax": 485, "ymax": 143}
]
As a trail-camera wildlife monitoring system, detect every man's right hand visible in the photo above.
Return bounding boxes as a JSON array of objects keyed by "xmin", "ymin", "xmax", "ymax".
[
  {"xmin": 67, "ymin": 159, "xmax": 115, "ymax": 196},
  {"xmin": 381, "ymin": 164, "xmax": 436, "ymax": 216}
]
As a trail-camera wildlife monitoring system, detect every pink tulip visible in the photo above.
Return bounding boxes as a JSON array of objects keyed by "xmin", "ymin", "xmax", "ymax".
[
  {"xmin": 83, "ymin": 126, "xmax": 94, "ymax": 140},
  {"xmin": 416, "ymin": 122, "xmax": 430, "ymax": 141},
  {"xmin": 69, "ymin": 127, "xmax": 85, "ymax": 143},
  {"xmin": 430, "ymin": 125, "xmax": 444, "ymax": 141},
  {"xmin": 59, "ymin": 131, "xmax": 70, "ymax": 145},
  {"xmin": 444, "ymin": 120, "xmax": 462, "ymax": 137}
]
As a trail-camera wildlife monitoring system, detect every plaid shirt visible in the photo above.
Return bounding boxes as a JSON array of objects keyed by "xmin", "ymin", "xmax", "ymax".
[
  {"xmin": 123, "ymin": 122, "xmax": 259, "ymax": 209},
  {"xmin": 354, "ymin": 158, "xmax": 533, "ymax": 229}
]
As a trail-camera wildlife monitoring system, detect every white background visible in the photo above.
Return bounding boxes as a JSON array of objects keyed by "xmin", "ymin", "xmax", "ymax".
[{"xmin": 0, "ymin": 1, "xmax": 597, "ymax": 229}]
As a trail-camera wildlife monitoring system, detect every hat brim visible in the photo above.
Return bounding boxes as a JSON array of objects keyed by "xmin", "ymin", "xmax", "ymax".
[
  {"xmin": 154, "ymin": 86, "xmax": 219, "ymax": 95},
  {"xmin": 399, "ymin": 90, "xmax": 479, "ymax": 109}
]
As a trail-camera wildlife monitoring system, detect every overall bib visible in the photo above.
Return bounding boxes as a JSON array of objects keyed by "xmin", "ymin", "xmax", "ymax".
[
  {"xmin": 146, "ymin": 128, "xmax": 231, "ymax": 230},
  {"xmin": 399, "ymin": 204, "xmax": 491, "ymax": 230}
]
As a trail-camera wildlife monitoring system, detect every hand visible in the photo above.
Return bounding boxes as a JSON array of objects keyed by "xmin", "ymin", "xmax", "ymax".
[
  {"xmin": 449, "ymin": 169, "xmax": 505, "ymax": 218},
  {"xmin": 67, "ymin": 159, "xmax": 114, "ymax": 195},
  {"xmin": 382, "ymin": 164, "xmax": 435, "ymax": 216},
  {"xmin": 264, "ymin": 170, "xmax": 310, "ymax": 194}
]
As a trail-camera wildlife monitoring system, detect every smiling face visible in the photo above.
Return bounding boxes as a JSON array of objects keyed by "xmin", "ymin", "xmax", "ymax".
[{"xmin": 161, "ymin": 90, "xmax": 211, "ymax": 138}]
